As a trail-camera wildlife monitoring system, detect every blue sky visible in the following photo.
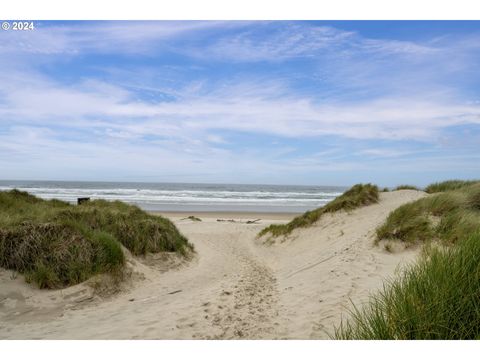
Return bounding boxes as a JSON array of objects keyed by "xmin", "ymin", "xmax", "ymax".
[{"xmin": 0, "ymin": 21, "xmax": 480, "ymax": 187}]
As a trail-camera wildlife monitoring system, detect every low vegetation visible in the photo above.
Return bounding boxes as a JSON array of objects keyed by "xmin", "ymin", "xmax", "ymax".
[
  {"xmin": 425, "ymin": 179, "xmax": 480, "ymax": 194},
  {"xmin": 335, "ymin": 231, "xmax": 480, "ymax": 339},
  {"xmin": 183, "ymin": 215, "xmax": 202, "ymax": 222},
  {"xmin": 336, "ymin": 180, "xmax": 480, "ymax": 339},
  {"xmin": 393, "ymin": 185, "xmax": 419, "ymax": 191},
  {"xmin": 0, "ymin": 190, "xmax": 192, "ymax": 289},
  {"xmin": 259, "ymin": 184, "xmax": 379, "ymax": 238},
  {"xmin": 376, "ymin": 182, "xmax": 480, "ymax": 245}
]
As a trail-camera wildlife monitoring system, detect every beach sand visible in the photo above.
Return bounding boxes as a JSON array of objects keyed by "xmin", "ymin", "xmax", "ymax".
[
  {"xmin": 0, "ymin": 190, "xmax": 426, "ymax": 339},
  {"xmin": 151, "ymin": 211, "xmax": 300, "ymax": 221}
]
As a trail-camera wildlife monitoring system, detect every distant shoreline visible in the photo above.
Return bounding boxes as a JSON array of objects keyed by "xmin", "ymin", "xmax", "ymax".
[
  {"xmin": 151, "ymin": 210, "xmax": 300, "ymax": 221},
  {"xmin": 0, "ymin": 180, "xmax": 342, "ymax": 214}
]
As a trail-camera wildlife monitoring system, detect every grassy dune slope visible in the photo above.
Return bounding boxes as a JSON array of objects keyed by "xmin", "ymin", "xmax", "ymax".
[
  {"xmin": 258, "ymin": 184, "xmax": 379, "ymax": 238},
  {"xmin": 336, "ymin": 181, "xmax": 480, "ymax": 339},
  {"xmin": 376, "ymin": 182, "xmax": 480, "ymax": 245},
  {"xmin": 425, "ymin": 179, "xmax": 480, "ymax": 194},
  {"xmin": 335, "ymin": 231, "xmax": 480, "ymax": 339},
  {"xmin": 0, "ymin": 190, "xmax": 192, "ymax": 289}
]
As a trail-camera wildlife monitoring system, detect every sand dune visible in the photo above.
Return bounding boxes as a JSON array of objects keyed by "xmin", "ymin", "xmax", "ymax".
[{"xmin": 0, "ymin": 190, "xmax": 426, "ymax": 339}]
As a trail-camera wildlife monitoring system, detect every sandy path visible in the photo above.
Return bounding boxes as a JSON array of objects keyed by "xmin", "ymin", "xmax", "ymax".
[
  {"xmin": 0, "ymin": 217, "xmax": 284, "ymax": 339},
  {"xmin": 0, "ymin": 190, "xmax": 426, "ymax": 339},
  {"xmin": 254, "ymin": 190, "xmax": 426, "ymax": 338}
]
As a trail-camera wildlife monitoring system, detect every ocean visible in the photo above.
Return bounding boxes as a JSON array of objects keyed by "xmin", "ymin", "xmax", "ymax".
[{"xmin": 0, "ymin": 180, "xmax": 346, "ymax": 213}]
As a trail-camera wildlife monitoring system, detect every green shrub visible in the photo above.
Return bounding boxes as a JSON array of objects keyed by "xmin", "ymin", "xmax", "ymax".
[
  {"xmin": 259, "ymin": 184, "xmax": 379, "ymax": 237},
  {"xmin": 335, "ymin": 232, "xmax": 480, "ymax": 339}
]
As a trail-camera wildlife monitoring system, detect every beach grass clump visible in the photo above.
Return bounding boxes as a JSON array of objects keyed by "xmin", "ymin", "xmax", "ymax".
[
  {"xmin": 376, "ymin": 183, "xmax": 480, "ymax": 245},
  {"xmin": 184, "ymin": 215, "xmax": 202, "ymax": 222},
  {"xmin": 54, "ymin": 200, "xmax": 192, "ymax": 256},
  {"xmin": 0, "ymin": 190, "xmax": 192, "ymax": 289},
  {"xmin": 393, "ymin": 185, "xmax": 419, "ymax": 191},
  {"xmin": 375, "ymin": 201, "xmax": 432, "ymax": 244},
  {"xmin": 334, "ymin": 231, "xmax": 480, "ymax": 339},
  {"xmin": 425, "ymin": 179, "xmax": 479, "ymax": 194},
  {"xmin": 259, "ymin": 184, "xmax": 379, "ymax": 238},
  {"xmin": 0, "ymin": 220, "xmax": 125, "ymax": 289}
]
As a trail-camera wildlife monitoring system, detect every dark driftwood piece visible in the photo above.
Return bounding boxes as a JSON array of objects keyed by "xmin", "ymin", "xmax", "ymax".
[{"xmin": 168, "ymin": 289, "xmax": 182, "ymax": 295}]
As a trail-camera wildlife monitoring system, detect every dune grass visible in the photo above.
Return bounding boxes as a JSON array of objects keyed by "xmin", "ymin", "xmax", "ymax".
[
  {"xmin": 334, "ymin": 231, "xmax": 480, "ymax": 339},
  {"xmin": 258, "ymin": 184, "xmax": 379, "ymax": 238},
  {"xmin": 393, "ymin": 185, "xmax": 419, "ymax": 191},
  {"xmin": 425, "ymin": 179, "xmax": 480, "ymax": 194},
  {"xmin": 376, "ymin": 183, "xmax": 480, "ymax": 245},
  {"xmin": 335, "ymin": 181, "xmax": 480, "ymax": 339},
  {"xmin": 0, "ymin": 190, "xmax": 192, "ymax": 289}
]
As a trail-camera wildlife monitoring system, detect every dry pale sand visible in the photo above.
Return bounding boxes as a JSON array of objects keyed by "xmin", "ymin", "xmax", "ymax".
[{"xmin": 0, "ymin": 190, "xmax": 426, "ymax": 339}]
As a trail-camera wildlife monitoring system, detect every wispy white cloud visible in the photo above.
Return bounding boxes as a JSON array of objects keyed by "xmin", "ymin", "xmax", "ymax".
[
  {"xmin": 1, "ymin": 70, "xmax": 479, "ymax": 142},
  {"xmin": 1, "ymin": 21, "xmax": 480, "ymax": 184},
  {"xmin": 0, "ymin": 21, "xmax": 443, "ymax": 62},
  {"xmin": 182, "ymin": 23, "xmax": 439, "ymax": 62},
  {"xmin": 0, "ymin": 21, "xmax": 247, "ymax": 55}
]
